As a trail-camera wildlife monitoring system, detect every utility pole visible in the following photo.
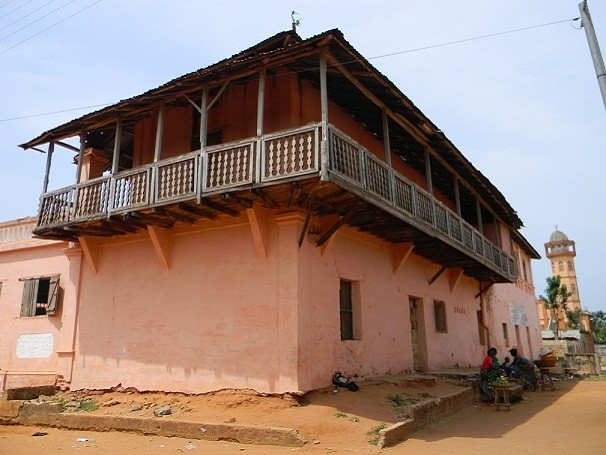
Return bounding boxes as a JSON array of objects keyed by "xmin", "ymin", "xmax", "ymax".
[{"xmin": 579, "ymin": 1, "xmax": 606, "ymax": 111}]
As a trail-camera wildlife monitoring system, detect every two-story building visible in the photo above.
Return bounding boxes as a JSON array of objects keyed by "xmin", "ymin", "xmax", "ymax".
[{"xmin": 1, "ymin": 29, "xmax": 541, "ymax": 394}]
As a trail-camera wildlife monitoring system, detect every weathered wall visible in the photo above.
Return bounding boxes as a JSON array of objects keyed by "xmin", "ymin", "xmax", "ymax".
[{"xmin": 0, "ymin": 219, "xmax": 76, "ymax": 390}]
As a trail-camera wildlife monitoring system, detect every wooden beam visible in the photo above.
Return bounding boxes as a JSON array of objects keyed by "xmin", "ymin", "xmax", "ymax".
[
  {"xmin": 448, "ymin": 267, "xmax": 464, "ymax": 293},
  {"xmin": 246, "ymin": 204, "xmax": 269, "ymax": 259},
  {"xmin": 287, "ymin": 182, "xmax": 300, "ymax": 207},
  {"xmin": 319, "ymin": 51, "xmax": 329, "ymax": 181},
  {"xmin": 56, "ymin": 141, "xmax": 79, "ymax": 153},
  {"xmin": 392, "ymin": 242, "xmax": 414, "ymax": 274},
  {"xmin": 429, "ymin": 265, "xmax": 447, "ymax": 286},
  {"xmin": 42, "ymin": 142, "xmax": 54, "ymax": 193},
  {"xmin": 297, "ymin": 205, "xmax": 313, "ymax": 248},
  {"xmin": 475, "ymin": 281, "xmax": 495, "ymax": 299},
  {"xmin": 251, "ymin": 188, "xmax": 278, "ymax": 209},
  {"xmin": 207, "ymin": 79, "xmax": 230, "ymax": 111},
  {"xmin": 316, "ymin": 207, "xmax": 357, "ymax": 247},
  {"xmin": 148, "ymin": 225, "xmax": 173, "ymax": 269},
  {"xmin": 154, "ymin": 103, "xmax": 164, "ymax": 162},
  {"xmin": 75, "ymin": 132, "xmax": 85, "ymax": 184},
  {"xmin": 256, "ymin": 67, "xmax": 265, "ymax": 136},
  {"xmin": 220, "ymin": 193, "xmax": 253, "ymax": 209},
  {"xmin": 177, "ymin": 202, "xmax": 217, "ymax": 220},
  {"xmin": 111, "ymin": 117, "xmax": 122, "ymax": 174},
  {"xmin": 153, "ymin": 207, "xmax": 196, "ymax": 224},
  {"xmin": 199, "ymin": 197, "xmax": 239, "ymax": 216},
  {"xmin": 200, "ymin": 87, "xmax": 208, "ymax": 148},
  {"xmin": 79, "ymin": 236, "xmax": 101, "ymax": 274}
]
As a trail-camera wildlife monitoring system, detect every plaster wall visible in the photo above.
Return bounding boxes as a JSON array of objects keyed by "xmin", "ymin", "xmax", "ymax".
[
  {"xmin": 72, "ymin": 219, "xmax": 291, "ymax": 394},
  {"xmin": 0, "ymin": 238, "xmax": 75, "ymax": 390}
]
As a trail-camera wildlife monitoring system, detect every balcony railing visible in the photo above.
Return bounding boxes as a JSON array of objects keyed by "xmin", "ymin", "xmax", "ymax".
[
  {"xmin": 327, "ymin": 128, "xmax": 516, "ymax": 281},
  {"xmin": 36, "ymin": 122, "xmax": 515, "ymax": 280}
]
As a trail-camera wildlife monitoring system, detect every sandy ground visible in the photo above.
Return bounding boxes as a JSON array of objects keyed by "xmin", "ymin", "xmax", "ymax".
[{"xmin": 1, "ymin": 377, "xmax": 605, "ymax": 454}]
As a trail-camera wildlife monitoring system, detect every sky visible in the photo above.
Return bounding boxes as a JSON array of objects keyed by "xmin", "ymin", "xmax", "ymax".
[{"xmin": 1, "ymin": 1, "xmax": 605, "ymax": 312}]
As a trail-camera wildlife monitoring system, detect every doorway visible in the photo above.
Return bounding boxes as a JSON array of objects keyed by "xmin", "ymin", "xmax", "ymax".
[{"xmin": 409, "ymin": 297, "xmax": 425, "ymax": 371}]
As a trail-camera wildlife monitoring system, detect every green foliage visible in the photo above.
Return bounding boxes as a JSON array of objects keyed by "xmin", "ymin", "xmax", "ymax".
[
  {"xmin": 387, "ymin": 394, "xmax": 405, "ymax": 407},
  {"xmin": 590, "ymin": 311, "xmax": 606, "ymax": 343},
  {"xmin": 78, "ymin": 400, "xmax": 99, "ymax": 412},
  {"xmin": 565, "ymin": 307, "xmax": 584, "ymax": 330},
  {"xmin": 539, "ymin": 275, "xmax": 572, "ymax": 339},
  {"xmin": 367, "ymin": 422, "xmax": 388, "ymax": 446}
]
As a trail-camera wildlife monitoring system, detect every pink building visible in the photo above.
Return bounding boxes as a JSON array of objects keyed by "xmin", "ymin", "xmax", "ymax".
[{"xmin": 1, "ymin": 30, "xmax": 540, "ymax": 394}]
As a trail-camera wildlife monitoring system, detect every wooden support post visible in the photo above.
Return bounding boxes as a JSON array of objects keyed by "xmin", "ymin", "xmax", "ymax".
[
  {"xmin": 154, "ymin": 103, "xmax": 165, "ymax": 163},
  {"xmin": 476, "ymin": 199, "xmax": 484, "ymax": 234},
  {"xmin": 200, "ymin": 87, "xmax": 208, "ymax": 148},
  {"xmin": 75, "ymin": 132, "xmax": 85, "ymax": 183},
  {"xmin": 112, "ymin": 117, "xmax": 122, "ymax": 174},
  {"xmin": 257, "ymin": 68, "xmax": 265, "ymax": 137},
  {"xmin": 42, "ymin": 142, "xmax": 54, "ymax": 193},
  {"xmin": 319, "ymin": 52, "xmax": 329, "ymax": 181},
  {"xmin": 454, "ymin": 177, "xmax": 461, "ymax": 216}
]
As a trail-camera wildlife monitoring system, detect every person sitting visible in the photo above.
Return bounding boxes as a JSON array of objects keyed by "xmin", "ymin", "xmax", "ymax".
[
  {"xmin": 501, "ymin": 356, "xmax": 513, "ymax": 377},
  {"xmin": 509, "ymin": 348, "xmax": 538, "ymax": 390},
  {"xmin": 480, "ymin": 347, "xmax": 501, "ymax": 400}
]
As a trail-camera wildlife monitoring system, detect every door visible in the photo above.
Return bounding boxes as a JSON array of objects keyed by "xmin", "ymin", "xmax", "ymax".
[{"xmin": 409, "ymin": 297, "xmax": 421, "ymax": 371}]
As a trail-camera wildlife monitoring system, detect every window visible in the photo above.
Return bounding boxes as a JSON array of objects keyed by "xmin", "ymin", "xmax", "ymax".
[
  {"xmin": 502, "ymin": 323, "xmax": 509, "ymax": 346},
  {"xmin": 551, "ymin": 262, "xmax": 555, "ymax": 273},
  {"xmin": 558, "ymin": 261, "xmax": 564, "ymax": 272},
  {"xmin": 568, "ymin": 261, "xmax": 573, "ymax": 271},
  {"xmin": 570, "ymin": 284, "xmax": 576, "ymax": 295},
  {"xmin": 434, "ymin": 300, "xmax": 447, "ymax": 333},
  {"xmin": 522, "ymin": 260, "xmax": 527, "ymax": 281},
  {"xmin": 340, "ymin": 280, "xmax": 354, "ymax": 340},
  {"xmin": 20, "ymin": 275, "xmax": 60, "ymax": 317}
]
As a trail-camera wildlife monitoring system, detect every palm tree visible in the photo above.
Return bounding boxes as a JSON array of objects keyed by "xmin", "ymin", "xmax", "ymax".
[
  {"xmin": 539, "ymin": 275, "xmax": 571, "ymax": 340},
  {"xmin": 590, "ymin": 310, "xmax": 606, "ymax": 343}
]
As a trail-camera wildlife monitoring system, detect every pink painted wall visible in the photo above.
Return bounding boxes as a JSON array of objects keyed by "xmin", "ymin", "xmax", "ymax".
[{"xmin": 0, "ymin": 219, "xmax": 77, "ymax": 390}]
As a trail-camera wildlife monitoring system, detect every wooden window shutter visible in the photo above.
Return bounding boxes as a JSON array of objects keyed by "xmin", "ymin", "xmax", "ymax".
[
  {"xmin": 46, "ymin": 274, "xmax": 61, "ymax": 316},
  {"xmin": 21, "ymin": 278, "xmax": 38, "ymax": 317}
]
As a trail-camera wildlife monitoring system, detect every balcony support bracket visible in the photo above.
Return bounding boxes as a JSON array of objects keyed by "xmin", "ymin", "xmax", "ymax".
[
  {"xmin": 148, "ymin": 225, "xmax": 173, "ymax": 269},
  {"xmin": 79, "ymin": 236, "xmax": 101, "ymax": 275},
  {"xmin": 246, "ymin": 204, "xmax": 269, "ymax": 259},
  {"xmin": 392, "ymin": 242, "xmax": 414, "ymax": 275},
  {"xmin": 429, "ymin": 265, "xmax": 447, "ymax": 286},
  {"xmin": 449, "ymin": 268, "xmax": 464, "ymax": 293},
  {"xmin": 316, "ymin": 207, "xmax": 357, "ymax": 248}
]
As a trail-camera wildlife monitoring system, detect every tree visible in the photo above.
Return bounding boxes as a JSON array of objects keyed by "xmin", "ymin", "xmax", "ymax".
[
  {"xmin": 565, "ymin": 307, "xmax": 583, "ymax": 331},
  {"xmin": 590, "ymin": 310, "xmax": 606, "ymax": 343},
  {"xmin": 539, "ymin": 275, "xmax": 572, "ymax": 340}
]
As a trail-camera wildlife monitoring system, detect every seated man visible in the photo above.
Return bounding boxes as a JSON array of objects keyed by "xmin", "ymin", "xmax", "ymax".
[{"xmin": 509, "ymin": 348, "xmax": 538, "ymax": 390}]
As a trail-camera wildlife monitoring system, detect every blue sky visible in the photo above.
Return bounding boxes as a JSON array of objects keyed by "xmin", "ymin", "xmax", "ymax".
[{"xmin": 1, "ymin": 1, "xmax": 604, "ymax": 312}]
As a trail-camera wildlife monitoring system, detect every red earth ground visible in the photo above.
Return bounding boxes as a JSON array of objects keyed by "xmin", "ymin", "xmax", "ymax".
[{"xmin": 0, "ymin": 376, "xmax": 604, "ymax": 454}]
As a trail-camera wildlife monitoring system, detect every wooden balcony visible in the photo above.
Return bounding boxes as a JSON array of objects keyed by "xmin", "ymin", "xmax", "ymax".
[{"xmin": 34, "ymin": 123, "xmax": 516, "ymax": 283}]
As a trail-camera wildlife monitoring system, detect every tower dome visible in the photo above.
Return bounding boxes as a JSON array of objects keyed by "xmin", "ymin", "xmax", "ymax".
[{"xmin": 549, "ymin": 228, "xmax": 568, "ymax": 242}]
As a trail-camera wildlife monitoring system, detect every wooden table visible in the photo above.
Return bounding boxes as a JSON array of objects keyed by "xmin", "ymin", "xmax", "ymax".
[
  {"xmin": 538, "ymin": 368, "xmax": 555, "ymax": 391},
  {"xmin": 492, "ymin": 385, "xmax": 511, "ymax": 411}
]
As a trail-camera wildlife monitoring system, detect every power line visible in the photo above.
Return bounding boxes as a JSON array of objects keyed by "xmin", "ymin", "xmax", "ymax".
[
  {"xmin": 0, "ymin": 0, "xmax": 19, "ymax": 9},
  {"xmin": 0, "ymin": 103, "xmax": 112, "ymax": 123},
  {"xmin": 0, "ymin": 0, "xmax": 36, "ymax": 20},
  {"xmin": 0, "ymin": 0, "xmax": 61, "ymax": 34},
  {"xmin": 0, "ymin": 0, "xmax": 103, "ymax": 54},
  {"xmin": 0, "ymin": 0, "xmax": 79, "ymax": 42},
  {"xmin": 0, "ymin": 16, "xmax": 579, "ymax": 123}
]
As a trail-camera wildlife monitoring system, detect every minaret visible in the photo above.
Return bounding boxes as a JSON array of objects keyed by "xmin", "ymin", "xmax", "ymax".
[{"xmin": 542, "ymin": 227, "xmax": 586, "ymax": 331}]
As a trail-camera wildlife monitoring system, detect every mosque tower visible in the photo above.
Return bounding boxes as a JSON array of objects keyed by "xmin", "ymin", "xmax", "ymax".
[{"xmin": 541, "ymin": 227, "xmax": 587, "ymax": 332}]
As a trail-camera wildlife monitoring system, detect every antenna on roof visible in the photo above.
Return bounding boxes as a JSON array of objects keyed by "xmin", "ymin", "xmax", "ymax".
[{"xmin": 291, "ymin": 11, "xmax": 301, "ymax": 32}]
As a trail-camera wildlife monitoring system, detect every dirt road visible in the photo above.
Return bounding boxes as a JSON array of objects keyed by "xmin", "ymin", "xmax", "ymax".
[{"xmin": 1, "ymin": 378, "xmax": 604, "ymax": 454}]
